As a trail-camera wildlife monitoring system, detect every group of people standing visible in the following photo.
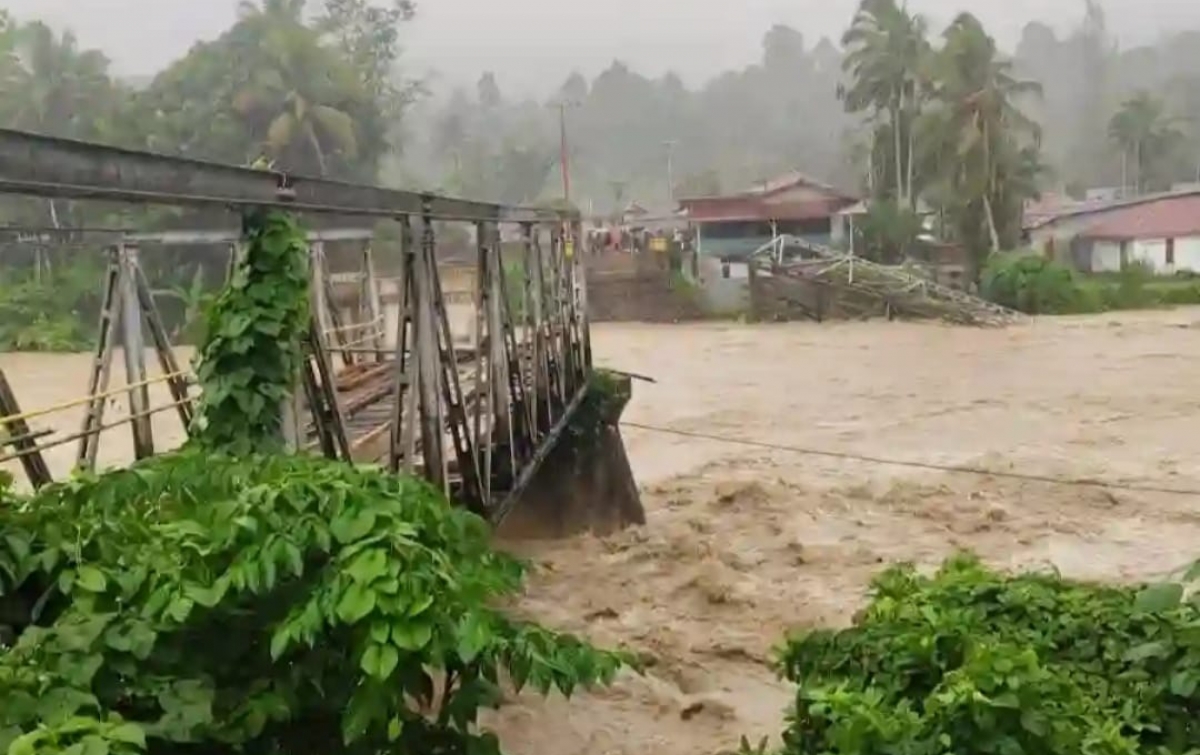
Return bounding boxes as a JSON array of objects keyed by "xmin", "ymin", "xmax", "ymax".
[{"xmin": 584, "ymin": 225, "xmax": 693, "ymax": 258}]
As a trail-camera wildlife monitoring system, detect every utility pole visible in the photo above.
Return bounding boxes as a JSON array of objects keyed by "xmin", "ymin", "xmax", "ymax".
[
  {"xmin": 663, "ymin": 139, "xmax": 679, "ymax": 204},
  {"xmin": 551, "ymin": 99, "xmax": 580, "ymax": 203}
]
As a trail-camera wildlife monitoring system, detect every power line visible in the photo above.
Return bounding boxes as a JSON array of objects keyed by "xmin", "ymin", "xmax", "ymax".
[{"xmin": 620, "ymin": 422, "xmax": 1200, "ymax": 497}]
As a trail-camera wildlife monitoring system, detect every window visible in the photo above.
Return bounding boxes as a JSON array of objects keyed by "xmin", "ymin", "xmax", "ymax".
[{"xmin": 1166, "ymin": 238, "xmax": 1176, "ymax": 266}]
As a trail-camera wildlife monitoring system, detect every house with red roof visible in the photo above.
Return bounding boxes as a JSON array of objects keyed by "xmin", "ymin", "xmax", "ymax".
[
  {"xmin": 1023, "ymin": 188, "xmax": 1200, "ymax": 273},
  {"xmin": 1074, "ymin": 193, "xmax": 1200, "ymax": 273},
  {"xmin": 676, "ymin": 171, "xmax": 858, "ymax": 260}
]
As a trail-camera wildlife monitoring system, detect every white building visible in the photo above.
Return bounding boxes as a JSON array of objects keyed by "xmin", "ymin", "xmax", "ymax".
[
  {"xmin": 1023, "ymin": 190, "xmax": 1200, "ymax": 273},
  {"xmin": 1074, "ymin": 193, "xmax": 1200, "ymax": 274}
]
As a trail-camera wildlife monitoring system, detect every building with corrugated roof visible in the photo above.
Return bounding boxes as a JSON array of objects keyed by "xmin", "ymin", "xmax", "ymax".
[
  {"xmin": 1022, "ymin": 188, "xmax": 1200, "ymax": 272},
  {"xmin": 1073, "ymin": 193, "xmax": 1200, "ymax": 273},
  {"xmin": 676, "ymin": 171, "xmax": 858, "ymax": 260}
]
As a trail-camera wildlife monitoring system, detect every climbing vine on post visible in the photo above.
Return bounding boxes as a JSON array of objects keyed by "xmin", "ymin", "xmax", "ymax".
[{"xmin": 191, "ymin": 209, "xmax": 310, "ymax": 453}]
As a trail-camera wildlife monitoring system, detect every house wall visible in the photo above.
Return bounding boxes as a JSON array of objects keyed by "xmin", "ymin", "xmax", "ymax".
[
  {"xmin": 1089, "ymin": 236, "xmax": 1200, "ymax": 273},
  {"xmin": 1092, "ymin": 241, "xmax": 1122, "ymax": 272},
  {"xmin": 1028, "ymin": 218, "xmax": 1099, "ymax": 264},
  {"xmin": 1177, "ymin": 237, "xmax": 1200, "ymax": 271},
  {"xmin": 696, "ymin": 219, "xmax": 833, "ymax": 259}
]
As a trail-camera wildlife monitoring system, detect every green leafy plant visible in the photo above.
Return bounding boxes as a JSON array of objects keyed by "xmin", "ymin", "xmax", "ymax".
[
  {"xmin": 0, "ymin": 451, "xmax": 631, "ymax": 755},
  {"xmin": 981, "ymin": 252, "xmax": 1083, "ymax": 314},
  {"xmin": 190, "ymin": 209, "xmax": 311, "ymax": 453},
  {"xmin": 151, "ymin": 265, "xmax": 213, "ymax": 345},
  {"xmin": 766, "ymin": 552, "xmax": 1200, "ymax": 755}
]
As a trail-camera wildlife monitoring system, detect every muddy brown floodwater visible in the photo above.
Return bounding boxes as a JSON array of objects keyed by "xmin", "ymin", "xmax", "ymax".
[
  {"xmin": 487, "ymin": 309, "xmax": 1200, "ymax": 755},
  {"xmin": 3, "ymin": 309, "xmax": 1200, "ymax": 754}
]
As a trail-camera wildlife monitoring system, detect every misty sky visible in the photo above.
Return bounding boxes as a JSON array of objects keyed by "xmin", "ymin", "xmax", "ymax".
[{"xmin": 8, "ymin": 0, "xmax": 1200, "ymax": 95}]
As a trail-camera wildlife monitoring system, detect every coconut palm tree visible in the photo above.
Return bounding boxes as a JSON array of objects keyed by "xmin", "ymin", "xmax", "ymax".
[
  {"xmin": 231, "ymin": 0, "xmax": 361, "ymax": 176},
  {"xmin": 839, "ymin": 0, "xmax": 930, "ymax": 207},
  {"xmin": 1108, "ymin": 92, "xmax": 1184, "ymax": 194},
  {"xmin": 3, "ymin": 21, "xmax": 116, "ymax": 227},
  {"xmin": 922, "ymin": 13, "xmax": 1043, "ymax": 260},
  {"xmin": 5, "ymin": 22, "xmax": 114, "ymax": 139}
]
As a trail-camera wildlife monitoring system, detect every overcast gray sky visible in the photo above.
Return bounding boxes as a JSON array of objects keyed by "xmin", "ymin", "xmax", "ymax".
[{"xmin": 7, "ymin": 0, "xmax": 1199, "ymax": 95}]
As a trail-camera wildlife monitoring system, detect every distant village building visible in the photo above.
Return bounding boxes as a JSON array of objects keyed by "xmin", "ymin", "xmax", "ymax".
[
  {"xmin": 1023, "ymin": 189, "xmax": 1200, "ymax": 274},
  {"xmin": 675, "ymin": 171, "xmax": 858, "ymax": 261}
]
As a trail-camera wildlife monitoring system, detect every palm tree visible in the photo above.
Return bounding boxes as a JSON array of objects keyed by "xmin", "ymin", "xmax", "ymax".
[
  {"xmin": 231, "ymin": 0, "xmax": 360, "ymax": 175},
  {"xmin": 923, "ymin": 13, "xmax": 1042, "ymax": 258},
  {"xmin": 3, "ymin": 21, "xmax": 116, "ymax": 227},
  {"xmin": 1108, "ymin": 92, "xmax": 1184, "ymax": 195},
  {"xmin": 839, "ymin": 0, "xmax": 930, "ymax": 207},
  {"xmin": 5, "ymin": 22, "xmax": 114, "ymax": 139}
]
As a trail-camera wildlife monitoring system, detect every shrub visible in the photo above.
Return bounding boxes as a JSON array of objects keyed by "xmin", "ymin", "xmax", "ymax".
[
  {"xmin": 980, "ymin": 253, "xmax": 1082, "ymax": 314},
  {"xmin": 769, "ymin": 553, "xmax": 1200, "ymax": 755},
  {"xmin": 0, "ymin": 451, "xmax": 630, "ymax": 755}
]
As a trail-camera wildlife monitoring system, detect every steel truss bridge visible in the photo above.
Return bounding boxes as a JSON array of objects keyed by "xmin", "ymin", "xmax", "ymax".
[{"xmin": 0, "ymin": 129, "xmax": 595, "ymax": 524}]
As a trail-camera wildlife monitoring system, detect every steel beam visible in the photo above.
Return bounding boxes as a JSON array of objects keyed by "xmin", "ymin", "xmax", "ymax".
[
  {"xmin": 123, "ymin": 227, "xmax": 376, "ymax": 245},
  {"xmin": 0, "ymin": 129, "xmax": 567, "ymax": 224}
]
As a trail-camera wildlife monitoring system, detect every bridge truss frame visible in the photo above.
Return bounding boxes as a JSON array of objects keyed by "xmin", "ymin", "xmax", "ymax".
[{"xmin": 0, "ymin": 128, "xmax": 592, "ymax": 522}]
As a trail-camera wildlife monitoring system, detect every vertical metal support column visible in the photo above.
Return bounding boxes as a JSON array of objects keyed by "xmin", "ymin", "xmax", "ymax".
[
  {"xmin": 572, "ymin": 219, "xmax": 593, "ymax": 372},
  {"xmin": 77, "ymin": 249, "xmax": 122, "ymax": 470},
  {"xmin": 389, "ymin": 216, "xmax": 418, "ymax": 473},
  {"xmin": 362, "ymin": 243, "xmax": 385, "ymax": 361},
  {"xmin": 529, "ymin": 224, "xmax": 551, "ymax": 431},
  {"xmin": 132, "ymin": 262, "xmax": 194, "ymax": 429},
  {"xmin": 0, "ymin": 368, "xmax": 53, "ymax": 488},
  {"xmin": 517, "ymin": 223, "xmax": 539, "ymax": 442},
  {"xmin": 119, "ymin": 243, "xmax": 155, "ymax": 460},
  {"xmin": 414, "ymin": 203, "xmax": 446, "ymax": 493},
  {"xmin": 482, "ymin": 221, "xmax": 513, "ymax": 503},
  {"xmin": 546, "ymin": 224, "xmax": 568, "ymax": 409},
  {"xmin": 311, "ymin": 240, "xmax": 334, "ymax": 351},
  {"xmin": 471, "ymin": 221, "xmax": 490, "ymax": 491}
]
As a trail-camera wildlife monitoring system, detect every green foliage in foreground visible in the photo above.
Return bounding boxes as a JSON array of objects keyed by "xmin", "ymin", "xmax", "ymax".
[
  {"xmin": 0, "ymin": 450, "xmax": 630, "ymax": 755},
  {"xmin": 772, "ymin": 553, "xmax": 1200, "ymax": 755},
  {"xmin": 982, "ymin": 252, "xmax": 1200, "ymax": 315}
]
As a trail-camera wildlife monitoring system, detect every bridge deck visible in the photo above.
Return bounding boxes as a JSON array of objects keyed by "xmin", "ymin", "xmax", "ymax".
[{"xmin": 309, "ymin": 349, "xmax": 495, "ymax": 472}]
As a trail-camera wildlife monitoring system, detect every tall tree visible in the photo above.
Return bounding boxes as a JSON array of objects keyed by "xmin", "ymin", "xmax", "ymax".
[
  {"xmin": 840, "ymin": 0, "xmax": 929, "ymax": 207},
  {"xmin": 4, "ymin": 21, "xmax": 117, "ymax": 226},
  {"xmin": 231, "ymin": 3, "xmax": 363, "ymax": 175},
  {"xmin": 922, "ymin": 13, "xmax": 1044, "ymax": 274},
  {"xmin": 1108, "ymin": 91, "xmax": 1184, "ymax": 193}
]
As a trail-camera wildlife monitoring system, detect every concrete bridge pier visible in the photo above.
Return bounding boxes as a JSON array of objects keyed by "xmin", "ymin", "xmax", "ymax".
[{"xmin": 497, "ymin": 373, "xmax": 646, "ymax": 540}]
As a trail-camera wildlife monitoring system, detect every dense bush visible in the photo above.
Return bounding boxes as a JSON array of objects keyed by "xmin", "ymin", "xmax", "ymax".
[
  {"xmin": 772, "ymin": 553, "xmax": 1200, "ymax": 755},
  {"xmin": 982, "ymin": 252, "xmax": 1200, "ymax": 314},
  {"xmin": 980, "ymin": 253, "xmax": 1082, "ymax": 314},
  {"xmin": 0, "ymin": 451, "xmax": 629, "ymax": 755}
]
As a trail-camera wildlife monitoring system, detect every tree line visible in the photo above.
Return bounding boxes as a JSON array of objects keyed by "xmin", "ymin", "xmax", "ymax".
[
  {"xmin": 0, "ymin": 0, "xmax": 417, "ymax": 230},
  {"xmin": 0, "ymin": 0, "xmax": 1199, "ymax": 255}
]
